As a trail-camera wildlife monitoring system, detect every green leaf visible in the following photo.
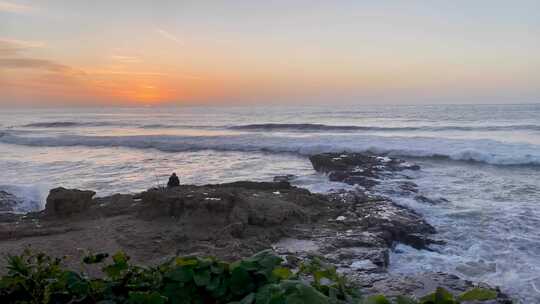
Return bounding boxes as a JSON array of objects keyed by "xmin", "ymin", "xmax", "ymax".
[
  {"xmin": 395, "ymin": 295, "xmax": 418, "ymax": 304},
  {"xmin": 162, "ymin": 282, "xmax": 192, "ymax": 304},
  {"xmin": 112, "ymin": 251, "xmax": 129, "ymax": 264},
  {"xmin": 239, "ymin": 292, "xmax": 255, "ymax": 304},
  {"xmin": 284, "ymin": 281, "xmax": 328, "ymax": 304},
  {"xmin": 249, "ymin": 250, "xmax": 283, "ymax": 270},
  {"xmin": 0, "ymin": 249, "xmax": 484, "ymax": 304},
  {"xmin": 458, "ymin": 288, "xmax": 497, "ymax": 301},
  {"xmin": 434, "ymin": 287, "xmax": 455, "ymax": 304},
  {"xmin": 175, "ymin": 257, "xmax": 198, "ymax": 267},
  {"xmin": 362, "ymin": 294, "xmax": 391, "ymax": 304},
  {"xmin": 420, "ymin": 287, "xmax": 456, "ymax": 304},
  {"xmin": 230, "ymin": 266, "xmax": 254, "ymax": 295},
  {"xmin": 327, "ymin": 286, "xmax": 339, "ymax": 300},
  {"xmin": 165, "ymin": 267, "xmax": 194, "ymax": 283},
  {"xmin": 128, "ymin": 291, "xmax": 167, "ymax": 304},
  {"xmin": 206, "ymin": 275, "xmax": 221, "ymax": 291},
  {"xmin": 210, "ymin": 279, "xmax": 228, "ymax": 298},
  {"xmin": 211, "ymin": 262, "xmax": 227, "ymax": 274},
  {"xmin": 193, "ymin": 269, "xmax": 211, "ymax": 286},
  {"xmin": 63, "ymin": 271, "xmax": 90, "ymax": 295},
  {"xmin": 103, "ymin": 251, "xmax": 129, "ymax": 278},
  {"xmin": 6, "ymin": 255, "xmax": 29, "ymax": 276},
  {"xmin": 272, "ymin": 267, "xmax": 292, "ymax": 280},
  {"xmin": 83, "ymin": 253, "xmax": 109, "ymax": 264}
]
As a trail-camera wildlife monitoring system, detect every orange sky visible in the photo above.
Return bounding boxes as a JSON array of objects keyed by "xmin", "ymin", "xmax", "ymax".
[{"xmin": 1, "ymin": 1, "xmax": 539, "ymax": 106}]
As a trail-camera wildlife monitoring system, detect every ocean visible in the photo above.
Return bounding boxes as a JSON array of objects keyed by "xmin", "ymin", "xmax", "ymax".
[{"xmin": 1, "ymin": 103, "xmax": 539, "ymax": 302}]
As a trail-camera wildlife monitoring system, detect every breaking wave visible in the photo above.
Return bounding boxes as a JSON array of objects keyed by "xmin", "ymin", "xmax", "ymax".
[
  {"xmin": 22, "ymin": 121, "xmax": 121, "ymax": 128},
  {"xmin": 0, "ymin": 184, "xmax": 45, "ymax": 212},
  {"xmin": 21, "ymin": 121, "xmax": 216, "ymax": 130},
  {"xmin": 1, "ymin": 132, "xmax": 539, "ymax": 166},
  {"xmin": 19, "ymin": 121, "xmax": 540, "ymax": 132},
  {"xmin": 230, "ymin": 123, "xmax": 540, "ymax": 132},
  {"xmin": 139, "ymin": 124, "xmax": 216, "ymax": 129}
]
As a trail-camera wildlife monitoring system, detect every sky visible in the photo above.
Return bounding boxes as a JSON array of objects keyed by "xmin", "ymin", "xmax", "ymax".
[{"xmin": 1, "ymin": 0, "xmax": 539, "ymax": 106}]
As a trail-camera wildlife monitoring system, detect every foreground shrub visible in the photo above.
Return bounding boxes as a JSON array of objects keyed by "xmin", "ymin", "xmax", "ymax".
[{"xmin": 0, "ymin": 249, "xmax": 498, "ymax": 304}]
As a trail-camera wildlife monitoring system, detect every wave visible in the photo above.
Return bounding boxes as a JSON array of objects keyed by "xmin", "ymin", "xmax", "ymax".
[
  {"xmin": 22, "ymin": 121, "xmax": 122, "ymax": 128},
  {"xmin": 230, "ymin": 123, "xmax": 540, "ymax": 132},
  {"xmin": 1, "ymin": 131, "xmax": 539, "ymax": 166},
  {"xmin": 139, "ymin": 124, "xmax": 216, "ymax": 129},
  {"xmin": 20, "ymin": 121, "xmax": 540, "ymax": 132},
  {"xmin": 0, "ymin": 184, "xmax": 45, "ymax": 212},
  {"xmin": 22, "ymin": 121, "xmax": 219, "ymax": 130}
]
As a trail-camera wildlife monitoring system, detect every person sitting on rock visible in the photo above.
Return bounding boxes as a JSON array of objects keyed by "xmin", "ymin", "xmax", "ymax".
[{"xmin": 167, "ymin": 173, "xmax": 180, "ymax": 188}]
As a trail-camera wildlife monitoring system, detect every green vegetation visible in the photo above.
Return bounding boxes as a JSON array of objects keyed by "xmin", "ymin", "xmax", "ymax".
[{"xmin": 0, "ymin": 249, "xmax": 498, "ymax": 304}]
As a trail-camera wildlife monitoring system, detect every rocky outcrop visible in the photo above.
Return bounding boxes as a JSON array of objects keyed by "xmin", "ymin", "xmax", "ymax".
[
  {"xmin": 273, "ymin": 175, "xmax": 296, "ymax": 183},
  {"xmin": 137, "ymin": 182, "xmax": 326, "ymax": 239},
  {"xmin": 357, "ymin": 272, "xmax": 512, "ymax": 303},
  {"xmin": 309, "ymin": 153, "xmax": 419, "ymax": 188},
  {"xmin": 274, "ymin": 188, "xmax": 439, "ymax": 276},
  {"xmin": 273, "ymin": 187, "xmax": 508, "ymax": 302},
  {"xmin": 327, "ymin": 192, "xmax": 438, "ymax": 249},
  {"xmin": 44, "ymin": 187, "xmax": 96, "ymax": 217},
  {"xmin": 0, "ymin": 182, "xmax": 331, "ymax": 269}
]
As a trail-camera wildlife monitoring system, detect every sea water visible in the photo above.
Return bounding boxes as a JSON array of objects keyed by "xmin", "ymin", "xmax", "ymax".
[{"xmin": 1, "ymin": 104, "xmax": 539, "ymax": 302}]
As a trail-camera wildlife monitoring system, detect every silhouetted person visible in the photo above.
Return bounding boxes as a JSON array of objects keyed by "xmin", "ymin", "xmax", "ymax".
[{"xmin": 167, "ymin": 172, "xmax": 180, "ymax": 188}]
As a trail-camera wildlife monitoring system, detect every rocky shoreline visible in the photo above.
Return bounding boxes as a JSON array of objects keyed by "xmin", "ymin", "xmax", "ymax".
[{"xmin": 0, "ymin": 153, "xmax": 512, "ymax": 302}]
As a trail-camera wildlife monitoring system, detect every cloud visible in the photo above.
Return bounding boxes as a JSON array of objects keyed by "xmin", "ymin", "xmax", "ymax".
[
  {"xmin": 0, "ymin": 38, "xmax": 45, "ymax": 55},
  {"xmin": 155, "ymin": 28, "xmax": 182, "ymax": 44},
  {"xmin": 88, "ymin": 69, "xmax": 167, "ymax": 76},
  {"xmin": 0, "ymin": 38, "xmax": 69, "ymax": 73},
  {"xmin": 86, "ymin": 69, "xmax": 201, "ymax": 80},
  {"xmin": 110, "ymin": 55, "xmax": 141, "ymax": 63},
  {"xmin": 0, "ymin": 58, "xmax": 70, "ymax": 72},
  {"xmin": 0, "ymin": 1, "xmax": 33, "ymax": 13}
]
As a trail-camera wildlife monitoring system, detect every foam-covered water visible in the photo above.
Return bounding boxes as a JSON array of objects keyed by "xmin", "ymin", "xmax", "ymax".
[
  {"xmin": 382, "ymin": 160, "xmax": 540, "ymax": 303},
  {"xmin": 1, "ymin": 104, "xmax": 539, "ymax": 302}
]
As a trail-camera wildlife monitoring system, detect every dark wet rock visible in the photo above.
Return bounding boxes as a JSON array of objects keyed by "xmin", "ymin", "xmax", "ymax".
[
  {"xmin": 357, "ymin": 272, "xmax": 512, "ymax": 303},
  {"xmin": 207, "ymin": 181, "xmax": 293, "ymax": 191},
  {"xmin": 399, "ymin": 181, "xmax": 419, "ymax": 193},
  {"xmin": 134, "ymin": 182, "xmax": 328, "ymax": 247},
  {"xmin": 331, "ymin": 233, "xmax": 387, "ymax": 248},
  {"xmin": 415, "ymin": 195, "xmax": 450, "ymax": 205},
  {"xmin": 354, "ymin": 200, "xmax": 436, "ymax": 249},
  {"xmin": 137, "ymin": 183, "xmax": 318, "ymax": 224},
  {"xmin": 0, "ymin": 213, "xmax": 20, "ymax": 223},
  {"xmin": 273, "ymin": 174, "xmax": 296, "ymax": 183},
  {"xmin": 310, "ymin": 153, "xmax": 375, "ymax": 173},
  {"xmin": 309, "ymin": 154, "xmax": 436, "ymax": 249},
  {"xmin": 324, "ymin": 190, "xmax": 437, "ymax": 250},
  {"xmin": 0, "ymin": 191, "xmax": 19, "ymax": 212},
  {"xmin": 0, "ymin": 181, "xmax": 331, "ymax": 269},
  {"xmin": 341, "ymin": 175, "xmax": 379, "ymax": 188},
  {"xmin": 273, "ymin": 187, "xmax": 439, "ymax": 292},
  {"xmin": 93, "ymin": 194, "xmax": 136, "ymax": 217},
  {"xmin": 45, "ymin": 187, "xmax": 96, "ymax": 217},
  {"xmin": 309, "ymin": 153, "xmax": 419, "ymax": 188}
]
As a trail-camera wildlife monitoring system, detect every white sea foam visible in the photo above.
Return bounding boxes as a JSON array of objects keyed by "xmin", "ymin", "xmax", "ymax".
[
  {"xmin": 1, "ymin": 132, "xmax": 539, "ymax": 166},
  {"xmin": 230, "ymin": 123, "xmax": 540, "ymax": 132},
  {"xmin": 0, "ymin": 184, "xmax": 45, "ymax": 212}
]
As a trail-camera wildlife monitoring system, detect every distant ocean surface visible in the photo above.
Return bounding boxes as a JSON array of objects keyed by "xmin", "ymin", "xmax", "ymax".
[{"xmin": 1, "ymin": 104, "xmax": 540, "ymax": 302}]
